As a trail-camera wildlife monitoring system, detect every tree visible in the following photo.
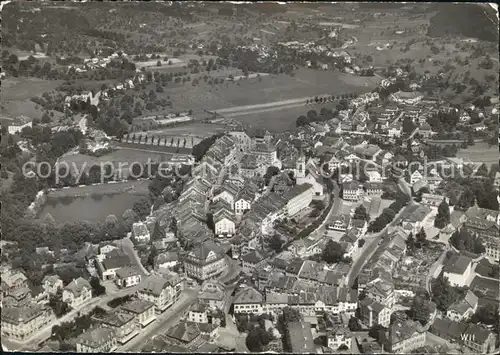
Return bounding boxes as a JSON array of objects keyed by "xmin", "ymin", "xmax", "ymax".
[
  {"xmin": 41, "ymin": 113, "xmax": 51, "ymax": 123},
  {"xmin": 416, "ymin": 227, "xmax": 427, "ymax": 247},
  {"xmin": 353, "ymin": 205, "xmax": 370, "ymax": 221},
  {"xmin": 406, "ymin": 232, "xmax": 416, "ymax": 252},
  {"xmin": 450, "ymin": 227, "xmax": 485, "ymax": 254},
  {"xmin": 322, "ymin": 240, "xmax": 344, "ymax": 264},
  {"xmin": 402, "ymin": 117, "xmax": 416, "ymax": 134},
  {"xmin": 348, "ymin": 317, "xmax": 362, "ymax": 331},
  {"xmin": 264, "ymin": 166, "xmax": 280, "ymax": 185},
  {"xmin": 434, "ymin": 199, "xmax": 450, "ymax": 228},
  {"xmin": 90, "ymin": 276, "xmax": 106, "ymax": 296},
  {"xmin": 296, "ymin": 115, "xmax": 308, "ymax": 127},
  {"xmin": 409, "ymin": 295, "xmax": 434, "ymax": 325},
  {"xmin": 358, "ymin": 239, "xmax": 365, "ymax": 248},
  {"xmin": 368, "ymin": 324, "xmax": 386, "ymax": 341},
  {"xmin": 338, "ymin": 344, "xmax": 349, "ymax": 350},
  {"xmin": 132, "ymin": 198, "xmax": 152, "ymax": 220},
  {"xmin": 431, "ymin": 274, "xmax": 467, "ymax": 311},
  {"xmin": 151, "ymin": 221, "xmax": 164, "ymax": 241},
  {"xmin": 268, "ymin": 234, "xmax": 284, "ymax": 253}
]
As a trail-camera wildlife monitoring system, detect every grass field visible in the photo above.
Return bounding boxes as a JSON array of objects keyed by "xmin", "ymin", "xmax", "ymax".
[
  {"xmin": 59, "ymin": 147, "xmax": 173, "ymax": 175},
  {"xmin": 1, "ymin": 77, "xmax": 63, "ymax": 120},
  {"xmin": 158, "ymin": 68, "xmax": 380, "ymax": 112},
  {"xmin": 456, "ymin": 142, "xmax": 498, "ymax": 168},
  {"xmin": 225, "ymin": 101, "xmax": 339, "ymax": 132}
]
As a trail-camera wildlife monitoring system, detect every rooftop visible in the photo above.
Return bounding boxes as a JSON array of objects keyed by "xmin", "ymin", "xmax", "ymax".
[{"xmin": 76, "ymin": 327, "xmax": 115, "ymax": 348}]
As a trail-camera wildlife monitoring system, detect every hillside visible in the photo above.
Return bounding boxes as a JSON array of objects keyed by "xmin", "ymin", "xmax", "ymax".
[{"xmin": 427, "ymin": 4, "xmax": 498, "ymax": 42}]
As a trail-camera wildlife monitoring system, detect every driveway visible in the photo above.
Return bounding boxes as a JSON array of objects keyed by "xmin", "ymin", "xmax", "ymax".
[{"xmin": 118, "ymin": 236, "xmax": 149, "ymax": 276}]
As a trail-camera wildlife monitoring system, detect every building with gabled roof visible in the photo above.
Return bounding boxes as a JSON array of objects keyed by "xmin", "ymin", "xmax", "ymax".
[
  {"xmin": 1, "ymin": 303, "xmax": 55, "ymax": 341},
  {"xmin": 137, "ymin": 274, "xmax": 178, "ymax": 312},
  {"xmin": 62, "ymin": 277, "xmax": 92, "ymax": 308},
  {"xmin": 233, "ymin": 286, "xmax": 263, "ymax": 314},
  {"xmin": 446, "ymin": 290, "xmax": 478, "ymax": 322},
  {"xmin": 76, "ymin": 327, "xmax": 117, "ymax": 353},
  {"xmin": 386, "ymin": 319, "xmax": 426, "ymax": 353},
  {"xmin": 92, "ymin": 311, "xmax": 139, "ymax": 344},
  {"xmin": 443, "ymin": 254, "xmax": 474, "ymax": 287},
  {"xmin": 119, "ymin": 298, "xmax": 156, "ymax": 328},
  {"xmin": 184, "ymin": 239, "xmax": 227, "ymax": 281}
]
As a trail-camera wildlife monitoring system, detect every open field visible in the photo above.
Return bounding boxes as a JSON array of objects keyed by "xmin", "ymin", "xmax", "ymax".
[
  {"xmin": 219, "ymin": 101, "xmax": 339, "ymax": 132},
  {"xmin": 456, "ymin": 142, "xmax": 498, "ymax": 168},
  {"xmin": 58, "ymin": 147, "xmax": 173, "ymax": 174},
  {"xmin": 1, "ymin": 77, "xmax": 63, "ymax": 120},
  {"xmin": 159, "ymin": 68, "xmax": 380, "ymax": 112}
]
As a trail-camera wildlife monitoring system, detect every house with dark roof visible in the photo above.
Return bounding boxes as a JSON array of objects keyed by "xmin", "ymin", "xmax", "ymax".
[
  {"xmin": 76, "ymin": 327, "xmax": 117, "ymax": 352},
  {"xmin": 138, "ymin": 274, "xmax": 178, "ymax": 313},
  {"xmin": 188, "ymin": 300, "xmax": 209, "ymax": 324},
  {"xmin": 327, "ymin": 325, "xmax": 352, "ymax": 351},
  {"xmin": 443, "ymin": 254, "xmax": 474, "ymax": 287},
  {"xmin": 1, "ymin": 303, "xmax": 55, "ymax": 341},
  {"xmin": 97, "ymin": 249, "xmax": 132, "ymax": 281},
  {"xmin": 359, "ymin": 298, "xmax": 391, "ymax": 327},
  {"xmin": 92, "ymin": 311, "xmax": 139, "ymax": 344},
  {"xmin": 119, "ymin": 298, "xmax": 156, "ymax": 328},
  {"xmin": 430, "ymin": 318, "xmax": 497, "ymax": 354},
  {"xmin": 198, "ymin": 281, "xmax": 226, "ymax": 310},
  {"xmin": 342, "ymin": 181, "xmax": 364, "ymax": 201},
  {"xmin": 233, "ymin": 286, "xmax": 263, "ymax": 314},
  {"xmin": 62, "ymin": 277, "xmax": 92, "ymax": 308},
  {"xmin": 241, "ymin": 249, "xmax": 269, "ymax": 275},
  {"xmin": 184, "ymin": 240, "xmax": 227, "ymax": 281},
  {"xmin": 386, "ymin": 319, "xmax": 426, "ymax": 353},
  {"xmin": 115, "ymin": 267, "xmax": 142, "ymax": 288},
  {"xmin": 446, "ymin": 290, "xmax": 478, "ymax": 322}
]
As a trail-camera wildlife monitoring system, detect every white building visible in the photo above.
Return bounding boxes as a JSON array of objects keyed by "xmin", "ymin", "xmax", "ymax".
[
  {"xmin": 443, "ymin": 255, "xmax": 474, "ymax": 287},
  {"xmin": 115, "ymin": 267, "xmax": 142, "ymax": 288},
  {"xmin": 214, "ymin": 210, "xmax": 236, "ymax": 237},
  {"xmin": 283, "ymin": 183, "xmax": 314, "ymax": 217},
  {"xmin": 8, "ymin": 116, "xmax": 33, "ymax": 135},
  {"xmin": 132, "ymin": 222, "xmax": 150, "ymax": 243},
  {"xmin": 327, "ymin": 326, "xmax": 352, "ymax": 351},
  {"xmin": 62, "ymin": 277, "xmax": 92, "ymax": 308}
]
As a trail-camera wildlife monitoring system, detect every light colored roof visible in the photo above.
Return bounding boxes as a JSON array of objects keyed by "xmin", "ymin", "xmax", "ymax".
[{"xmin": 76, "ymin": 327, "xmax": 115, "ymax": 348}]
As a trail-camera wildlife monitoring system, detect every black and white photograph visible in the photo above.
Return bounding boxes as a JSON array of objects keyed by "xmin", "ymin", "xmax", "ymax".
[{"xmin": 1, "ymin": 1, "xmax": 499, "ymax": 353}]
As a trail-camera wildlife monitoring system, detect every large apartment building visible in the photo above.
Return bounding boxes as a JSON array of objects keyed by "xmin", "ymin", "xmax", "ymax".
[
  {"xmin": 183, "ymin": 240, "xmax": 227, "ymax": 281},
  {"xmin": 1, "ymin": 304, "xmax": 55, "ymax": 341}
]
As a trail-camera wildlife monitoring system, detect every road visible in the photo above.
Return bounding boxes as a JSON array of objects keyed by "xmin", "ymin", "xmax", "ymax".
[
  {"xmin": 118, "ymin": 236, "xmax": 150, "ymax": 276},
  {"xmin": 6, "ymin": 286, "xmax": 138, "ymax": 351},
  {"xmin": 426, "ymin": 245, "xmax": 449, "ymax": 295},
  {"xmin": 120, "ymin": 288, "xmax": 199, "ymax": 352},
  {"xmin": 312, "ymin": 183, "xmax": 342, "ymax": 237},
  {"xmin": 346, "ymin": 203, "xmax": 414, "ymax": 287}
]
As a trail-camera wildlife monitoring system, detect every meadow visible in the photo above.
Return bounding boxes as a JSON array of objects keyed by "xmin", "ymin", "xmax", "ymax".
[
  {"xmin": 1, "ymin": 77, "xmax": 63, "ymax": 119},
  {"xmin": 158, "ymin": 68, "xmax": 380, "ymax": 112}
]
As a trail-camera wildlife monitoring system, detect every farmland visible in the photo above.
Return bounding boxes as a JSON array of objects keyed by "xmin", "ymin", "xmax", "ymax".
[
  {"xmin": 1, "ymin": 77, "xmax": 63, "ymax": 120},
  {"xmin": 156, "ymin": 68, "xmax": 380, "ymax": 113},
  {"xmin": 456, "ymin": 142, "xmax": 499, "ymax": 168}
]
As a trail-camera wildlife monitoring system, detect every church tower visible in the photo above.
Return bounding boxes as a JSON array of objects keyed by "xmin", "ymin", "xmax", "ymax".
[{"xmin": 295, "ymin": 153, "xmax": 306, "ymax": 179}]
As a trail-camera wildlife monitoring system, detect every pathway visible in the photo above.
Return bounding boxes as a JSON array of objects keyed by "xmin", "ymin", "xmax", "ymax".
[
  {"xmin": 426, "ymin": 245, "xmax": 449, "ymax": 295},
  {"xmin": 119, "ymin": 236, "xmax": 150, "ymax": 276}
]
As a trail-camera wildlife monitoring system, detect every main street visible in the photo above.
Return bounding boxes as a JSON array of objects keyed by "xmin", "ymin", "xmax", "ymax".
[
  {"xmin": 311, "ymin": 182, "xmax": 342, "ymax": 237},
  {"xmin": 120, "ymin": 288, "xmax": 199, "ymax": 352},
  {"xmin": 346, "ymin": 202, "xmax": 415, "ymax": 287}
]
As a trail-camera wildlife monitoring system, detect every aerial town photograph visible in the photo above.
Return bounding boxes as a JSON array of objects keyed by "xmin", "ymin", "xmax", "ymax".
[{"xmin": 0, "ymin": 1, "xmax": 498, "ymax": 354}]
